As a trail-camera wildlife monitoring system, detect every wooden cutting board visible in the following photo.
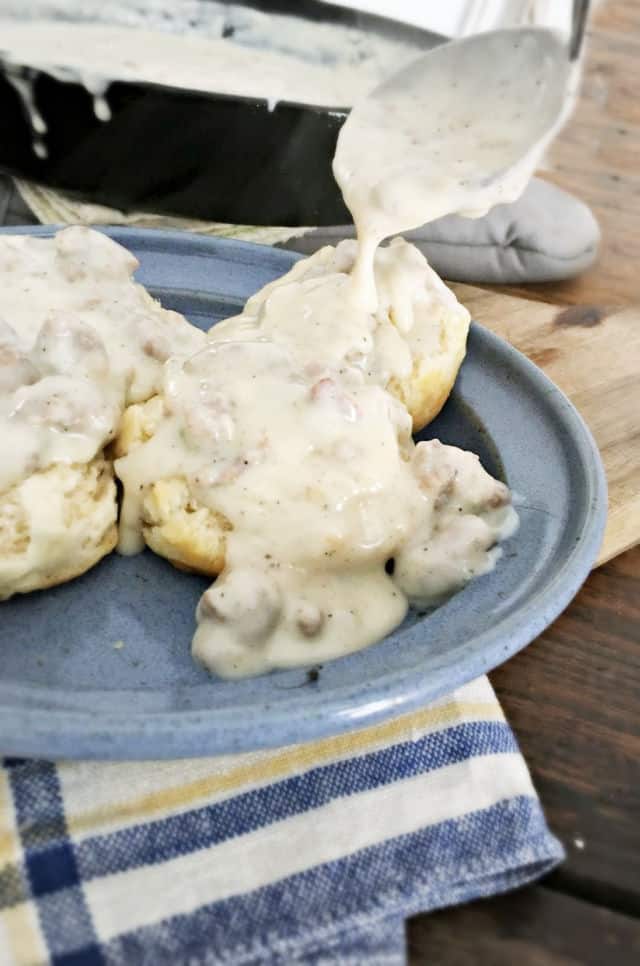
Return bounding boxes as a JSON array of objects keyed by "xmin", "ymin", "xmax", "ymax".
[{"xmin": 450, "ymin": 284, "xmax": 640, "ymax": 566}]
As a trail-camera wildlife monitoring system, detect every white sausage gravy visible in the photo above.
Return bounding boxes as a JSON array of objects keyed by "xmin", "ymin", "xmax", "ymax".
[{"xmin": 117, "ymin": 236, "xmax": 517, "ymax": 678}]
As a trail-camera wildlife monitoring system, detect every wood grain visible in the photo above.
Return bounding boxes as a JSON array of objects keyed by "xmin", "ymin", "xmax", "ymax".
[
  {"xmin": 408, "ymin": 887, "xmax": 640, "ymax": 966},
  {"xmin": 491, "ymin": 545, "xmax": 640, "ymax": 910},
  {"xmin": 450, "ymin": 283, "xmax": 640, "ymax": 565}
]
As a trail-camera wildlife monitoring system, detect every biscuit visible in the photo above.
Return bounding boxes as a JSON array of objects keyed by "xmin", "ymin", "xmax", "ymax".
[
  {"xmin": 114, "ymin": 398, "xmax": 230, "ymax": 577},
  {"xmin": 0, "ymin": 458, "xmax": 117, "ymax": 600},
  {"xmin": 0, "ymin": 226, "xmax": 205, "ymax": 597},
  {"xmin": 210, "ymin": 237, "xmax": 470, "ymax": 431},
  {"xmin": 115, "ymin": 240, "xmax": 470, "ymax": 578}
]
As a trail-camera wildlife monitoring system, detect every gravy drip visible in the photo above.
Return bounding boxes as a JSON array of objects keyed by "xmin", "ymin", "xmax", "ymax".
[
  {"xmin": 0, "ymin": 17, "xmax": 413, "ymax": 155},
  {"xmin": 0, "ymin": 18, "xmax": 408, "ymax": 110}
]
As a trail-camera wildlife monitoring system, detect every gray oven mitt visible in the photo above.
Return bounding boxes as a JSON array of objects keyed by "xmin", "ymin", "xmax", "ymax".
[
  {"xmin": 280, "ymin": 178, "xmax": 600, "ymax": 284},
  {"xmin": 0, "ymin": 174, "xmax": 599, "ymax": 284}
]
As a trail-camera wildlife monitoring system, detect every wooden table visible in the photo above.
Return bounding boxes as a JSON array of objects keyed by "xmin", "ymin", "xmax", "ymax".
[{"xmin": 409, "ymin": 2, "xmax": 640, "ymax": 961}]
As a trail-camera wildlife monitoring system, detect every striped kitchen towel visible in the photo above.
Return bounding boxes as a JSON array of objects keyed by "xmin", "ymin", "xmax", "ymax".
[{"xmin": 0, "ymin": 676, "xmax": 563, "ymax": 966}]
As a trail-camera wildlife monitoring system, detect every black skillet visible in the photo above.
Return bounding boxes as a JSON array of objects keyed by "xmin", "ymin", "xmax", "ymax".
[{"xmin": 0, "ymin": 1, "xmax": 438, "ymax": 225}]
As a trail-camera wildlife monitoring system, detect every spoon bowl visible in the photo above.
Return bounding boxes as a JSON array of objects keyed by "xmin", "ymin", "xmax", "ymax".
[
  {"xmin": 371, "ymin": 26, "xmax": 570, "ymax": 182},
  {"xmin": 333, "ymin": 27, "xmax": 575, "ymax": 306},
  {"xmin": 334, "ymin": 27, "xmax": 573, "ymax": 223}
]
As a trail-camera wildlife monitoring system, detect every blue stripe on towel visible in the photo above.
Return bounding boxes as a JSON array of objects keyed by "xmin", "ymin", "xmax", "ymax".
[
  {"xmin": 73, "ymin": 721, "xmax": 516, "ymax": 882},
  {"xmin": 102, "ymin": 796, "xmax": 560, "ymax": 966},
  {"xmin": 8, "ymin": 760, "xmax": 102, "ymax": 961}
]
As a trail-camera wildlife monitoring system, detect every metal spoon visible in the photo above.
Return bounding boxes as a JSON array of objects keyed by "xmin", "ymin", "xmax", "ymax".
[{"xmin": 333, "ymin": 27, "xmax": 577, "ymax": 305}]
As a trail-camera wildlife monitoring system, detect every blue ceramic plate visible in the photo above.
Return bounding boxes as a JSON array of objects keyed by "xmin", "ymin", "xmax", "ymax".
[{"xmin": 0, "ymin": 227, "xmax": 606, "ymax": 759}]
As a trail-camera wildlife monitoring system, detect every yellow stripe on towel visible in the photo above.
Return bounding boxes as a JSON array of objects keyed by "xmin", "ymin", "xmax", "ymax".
[{"xmin": 65, "ymin": 699, "xmax": 504, "ymax": 839}]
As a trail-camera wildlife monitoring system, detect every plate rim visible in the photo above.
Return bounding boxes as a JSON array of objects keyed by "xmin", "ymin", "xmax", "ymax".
[{"xmin": 0, "ymin": 226, "xmax": 607, "ymax": 758}]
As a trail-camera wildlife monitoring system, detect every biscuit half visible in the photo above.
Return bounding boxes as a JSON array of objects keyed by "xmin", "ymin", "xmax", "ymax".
[
  {"xmin": 0, "ymin": 458, "xmax": 118, "ymax": 600},
  {"xmin": 114, "ymin": 399, "xmax": 230, "ymax": 577}
]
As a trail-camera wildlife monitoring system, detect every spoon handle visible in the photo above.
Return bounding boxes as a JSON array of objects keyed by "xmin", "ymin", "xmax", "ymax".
[{"xmin": 570, "ymin": 0, "xmax": 591, "ymax": 60}]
